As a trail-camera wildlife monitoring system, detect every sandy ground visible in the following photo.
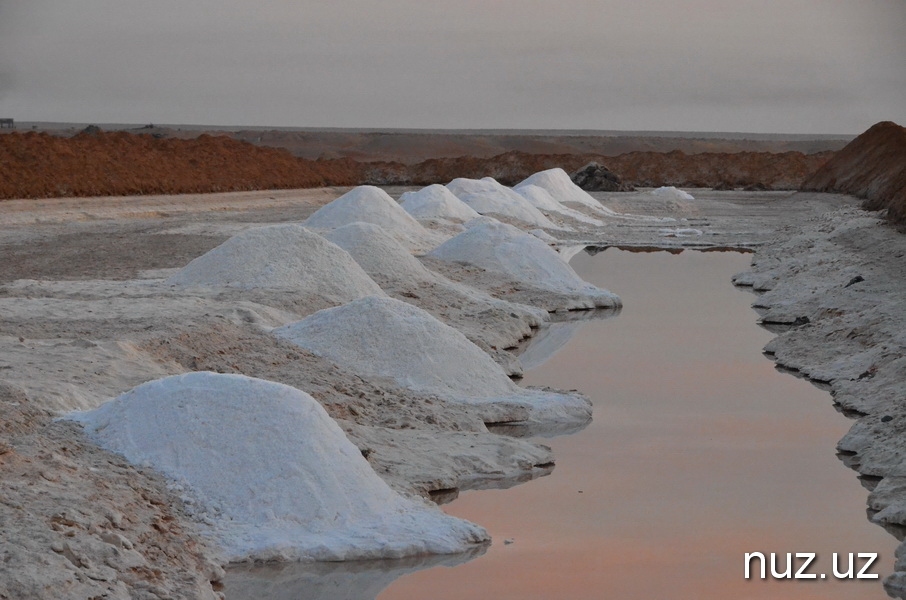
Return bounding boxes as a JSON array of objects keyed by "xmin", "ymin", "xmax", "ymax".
[{"xmin": 2, "ymin": 187, "xmax": 903, "ymax": 597}]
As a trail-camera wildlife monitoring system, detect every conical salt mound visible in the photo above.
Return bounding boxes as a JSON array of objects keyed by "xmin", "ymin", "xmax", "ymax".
[
  {"xmin": 274, "ymin": 297, "xmax": 591, "ymax": 425},
  {"xmin": 165, "ymin": 224, "xmax": 385, "ymax": 304},
  {"xmin": 400, "ymin": 184, "xmax": 481, "ymax": 222},
  {"xmin": 428, "ymin": 220, "xmax": 621, "ymax": 309},
  {"xmin": 515, "ymin": 184, "xmax": 605, "ymax": 227},
  {"xmin": 68, "ymin": 372, "xmax": 488, "ymax": 562},
  {"xmin": 516, "ymin": 168, "xmax": 612, "ymax": 212},
  {"xmin": 325, "ymin": 222, "xmax": 436, "ymax": 290},
  {"xmin": 651, "ymin": 186, "xmax": 695, "ymax": 200},
  {"xmin": 446, "ymin": 177, "xmax": 565, "ymax": 230},
  {"xmin": 306, "ymin": 186, "xmax": 443, "ymax": 253}
]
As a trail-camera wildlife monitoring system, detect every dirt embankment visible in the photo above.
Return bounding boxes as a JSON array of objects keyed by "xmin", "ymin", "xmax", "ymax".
[
  {"xmin": 802, "ymin": 121, "xmax": 906, "ymax": 225},
  {"xmin": 363, "ymin": 149, "xmax": 831, "ymax": 189},
  {"xmin": 0, "ymin": 128, "xmax": 833, "ymax": 200},
  {"xmin": 0, "ymin": 130, "xmax": 363, "ymax": 199}
]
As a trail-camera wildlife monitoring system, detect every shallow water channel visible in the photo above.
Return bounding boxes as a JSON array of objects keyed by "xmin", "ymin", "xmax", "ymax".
[{"xmin": 226, "ymin": 249, "xmax": 896, "ymax": 599}]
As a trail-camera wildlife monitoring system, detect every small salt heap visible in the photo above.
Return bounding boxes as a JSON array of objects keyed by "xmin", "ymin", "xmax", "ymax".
[
  {"xmin": 165, "ymin": 224, "xmax": 384, "ymax": 304},
  {"xmin": 446, "ymin": 177, "xmax": 564, "ymax": 230},
  {"xmin": 651, "ymin": 186, "xmax": 695, "ymax": 201},
  {"xmin": 516, "ymin": 168, "xmax": 615, "ymax": 214},
  {"xmin": 428, "ymin": 220, "xmax": 621, "ymax": 309},
  {"xmin": 400, "ymin": 184, "xmax": 481, "ymax": 223},
  {"xmin": 305, "ymin": 185, "xmax": 443, "ymax": 253},
  {"xmin": 515, "ymin": 183, "xmax": 606, "ymax": 227},
  {"xmin": 68, "ymin": 372, "xmax": 488, "ymax": 562},
  {"xmin": 274, "ymin": 297, "xmax": 592, "ymax": 425}
]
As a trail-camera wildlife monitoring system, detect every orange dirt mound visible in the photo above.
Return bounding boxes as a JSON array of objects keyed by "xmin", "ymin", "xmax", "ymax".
[
  {"xmin": 0, "ymin": 128, "xmax": 833, "ymax": 200},
  {"xmin": 0, "ymin": 130, "xmax": 364, "ymax": 199},
  {"xmin": 802, "ymin": 121, "xmax": 906, "ymax": 225}
]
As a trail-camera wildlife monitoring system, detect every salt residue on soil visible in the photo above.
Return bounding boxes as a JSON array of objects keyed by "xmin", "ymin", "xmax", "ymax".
[
  {"xmin": 274, "ymin": 297, "xmax": 592, "ymax": 426},
  {"xmin": 305, "ymin": 185, "xmax": 443, "ymax": 253},
  {"xmin": 446, "ymin": 177, "xmax": 564, "ymax": 230},
  {"xmin": 68, "ymin": 372, "xmax": 489, "ymax": 563},
  {"xmin": 165, "ymin": 224, "xmax": 385, "ymax": 303},
  {"xmin": 399, "ymin": 184, "xmax": 481, "ymax": 223},
  {"xmin": 429, "ymin": 220, "xmax": 621, "ymax": 310}
]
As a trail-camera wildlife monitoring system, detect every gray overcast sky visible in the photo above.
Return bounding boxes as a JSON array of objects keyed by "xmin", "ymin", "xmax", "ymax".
[{"xmin": 0, "ymin": 0, "xmax": 903, "ymax": 133}]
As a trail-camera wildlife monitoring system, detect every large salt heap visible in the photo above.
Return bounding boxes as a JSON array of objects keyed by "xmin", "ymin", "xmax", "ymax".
[
  {"xmin": 399, "ymin": 184, "xmax": 481, "ymax": 223},
  {"xmin": 446, "ymin": 177, "xmax": 564, "ymax": 230},
  {"xmin": 274, "ymin": 297, "xmax": 592, "ymax": 425},
  {"xmin": 165, "ymin": 224, "xmax": 384, "ymax": 305},
  {"xmin": 305, "ymin": 186, "xmax": 442, "ymax": 253},
  {"xmin": 68, "ymin": 372, "xmax": 488, "ymax": 562},
  {"xmin": 428, "ymin": 220, "xmax": 621, "ymax": 310}
]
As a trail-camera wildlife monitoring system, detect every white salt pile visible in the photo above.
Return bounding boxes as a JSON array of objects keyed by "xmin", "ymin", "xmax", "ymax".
[
  {"xmin": 68, "ymin": 372, "xmax": 488, "ymax": 562},
  {"xmin": 518, "ymin": 169, "xmax": 676, "ymax": 223},
  {"xmin": 274, "ymin": 297, "xmax": 592, "ymax": 425},
  {"xmin": 305, "ymin": 185, "xmax": 442, "ymax": 253},
  {"xmin": 428, "ymin": 220, "xmax": 621, "ymax": 309},
  {"xmin": 446, "ymin": 177, "xmax": 563, "ymax": 230},
  {"xmin": 651, "ymin": 186, "xmax": 695, "ymax": 201},
  {"xmin": 515, "ymin": 184, "xmax": 606, "ymax": 227},
  {"xmin": 165, "ymin": 224, "xmax": 384, "ymax": 301},
  {"xmin": 399, "ymin": 184, "xmax": 481, "ymax": 223},
  {"xmin": 516, "ymin": 168, "xmax": 614, "ymax": 214},
  {"xmin": 325, "ymin": 222, "xmax": 439, "ymax": 291}
]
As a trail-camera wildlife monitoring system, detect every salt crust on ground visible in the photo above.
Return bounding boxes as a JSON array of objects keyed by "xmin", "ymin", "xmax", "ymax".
[
  {"xmin": 399, "ymin": 184, "xmax": 481, "ymax": 222},
  {"xmin": 446, "ymin": 177, "xmax": 564, "ymax": 230},
  {"xmin": 165, "ymin": 224, "xmax": 384, "ymax": 302},
  {"xmin": 732, "ymin": 206, "xmax": 906, "ymax": 596},
  {"xmin": 428, "ymin": 220, "xmax": 621, "ymax": 310},
  {"xmin": 68, "ymin": 372, "xmax": 489, "ymax": 563},
  {"xmin": 305, "ymin": 185, "xmax": 443, "ymax": 253},
  {"xmin": 274, "ymin": 297, "xmax": 592, "ymax": 425},
  {"xmin": 324, "ymin": 222, "xmax": 547, "ymax": 375}
]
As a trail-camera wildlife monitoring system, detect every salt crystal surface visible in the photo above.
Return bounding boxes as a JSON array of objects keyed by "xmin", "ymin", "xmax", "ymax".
[
  {"xmin": 274, "ymin": 297, "xmax": 592, "ymax": 425},
  {"xmin": 305, "ymin": 186, "xmax": 442, "ymax": 253},
  {"xmin": 428, "ymin": 220, "xmax": 621, "ymax": 308},
  {"xmin": 651, "ymin": 186, "xmax": 695, "ymax": 201},
  {"xmin": 400, "ymin": 184, "xmax": 481, "ymax": 222},
  {"xmin": 165, "ymin": 224, "xmax": 384, "ymax": 302},
  {"xmin": 68, "ymin": 372, "xmax": 488, "ymax": 562},
  {"xmin": 446, "ymin": 177, "xmax": 564, "ymax": 230}
]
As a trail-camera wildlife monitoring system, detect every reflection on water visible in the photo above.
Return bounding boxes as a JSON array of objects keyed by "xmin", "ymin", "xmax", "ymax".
[
  {"xmin": 378, "ymin": 249, "xmax": 897, "ymax": 600},
  {"xmin": 515, "ymin": 308, "xmax": 619, "ymax": 371},
  {"xmin": 224, "ymin": 547, "xmax": 486, "ymax": 600}
]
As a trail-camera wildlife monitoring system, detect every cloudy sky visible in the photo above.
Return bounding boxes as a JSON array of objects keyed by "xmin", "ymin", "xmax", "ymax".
[{"xmin": 0, "ymin": 0, "xmax": 903, "ymax": 133}]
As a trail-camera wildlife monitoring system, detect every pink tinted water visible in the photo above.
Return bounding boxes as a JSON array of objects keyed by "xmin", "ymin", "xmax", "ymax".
[{"xmin": 379, "ymin": 249, "xmax": 896, "ymax": 600}]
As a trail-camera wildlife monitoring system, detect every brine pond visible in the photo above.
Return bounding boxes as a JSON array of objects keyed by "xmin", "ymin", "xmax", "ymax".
[{"xmin": 225, "ymin": 248, "xmax": 897, "ymax": 600}]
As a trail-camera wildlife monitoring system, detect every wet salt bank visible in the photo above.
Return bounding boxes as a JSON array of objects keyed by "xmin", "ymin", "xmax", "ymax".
[{"xmin": 373, "ymin": 249, "xmax": 897, "ymax": 600}]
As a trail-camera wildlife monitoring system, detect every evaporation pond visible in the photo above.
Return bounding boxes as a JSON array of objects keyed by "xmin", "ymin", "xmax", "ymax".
[{"xmin": 226, "ymin": 249, "xmax": 897, "ymax": 600}]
